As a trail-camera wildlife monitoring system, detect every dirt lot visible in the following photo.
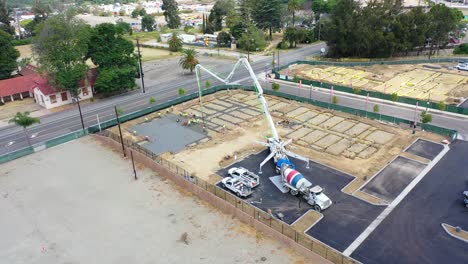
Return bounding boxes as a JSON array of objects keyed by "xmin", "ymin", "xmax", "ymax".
[
  {"xmin": 0, "ymin": 137, "xmax": 308, "ymax": 264},
  {"xmin": 139, "ymin": 47, "xmax": 176, "ymax": 62},
  {"xmin": 283, "ymin": 63, "xmax": 468, "ymax": 104},
  {"xmin": 112, "ymin": 90, "xmax": 444, "ymax": 195}
]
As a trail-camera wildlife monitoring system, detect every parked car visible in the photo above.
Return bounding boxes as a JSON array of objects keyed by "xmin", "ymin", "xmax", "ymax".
[{"xmin": 456, "ymin": 63, "xmax": 468, "ymax": 71}]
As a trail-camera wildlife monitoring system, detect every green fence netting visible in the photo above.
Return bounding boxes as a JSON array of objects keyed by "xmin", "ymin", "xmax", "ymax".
[
  {"xmin": 272, "ymin": 58, "xmax": 468, "ymax": 115},
  {"xmin": 0, "ymin": 146, "xmax": 34, "ymax": 164},
  {"xmin": 0, "ymin": 84, "xmax": 457, "ymax": 164}
]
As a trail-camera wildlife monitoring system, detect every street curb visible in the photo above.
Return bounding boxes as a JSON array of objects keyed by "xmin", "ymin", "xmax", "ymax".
[{"xmin": 441, "ymin": 223, "xmax": 468, "ymax": 243}]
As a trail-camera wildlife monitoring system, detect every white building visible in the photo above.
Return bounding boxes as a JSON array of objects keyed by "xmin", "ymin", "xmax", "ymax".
[{"xmin": 32, "ymin": 69, "xmax": 97, "ymax": 110}]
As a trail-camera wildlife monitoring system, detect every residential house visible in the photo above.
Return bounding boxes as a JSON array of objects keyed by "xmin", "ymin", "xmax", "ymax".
[{"xmin": 33, "ymin": 69, "xmax": 97, "ymax": 109}]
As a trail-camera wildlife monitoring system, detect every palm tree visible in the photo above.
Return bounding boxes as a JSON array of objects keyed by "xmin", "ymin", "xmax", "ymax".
[
  {"xmin": 179, "ymin": 48, "xmax": 199, "ymax": 74},
  {"xmin": 9, "ymin": 112, "xmax": 40, "ymax": 147},
  {"xmin": 288, "ymin": 0, "xmax": 304, "ymax": 26}
]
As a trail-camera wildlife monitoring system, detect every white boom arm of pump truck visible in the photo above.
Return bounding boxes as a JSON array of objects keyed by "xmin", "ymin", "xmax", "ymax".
[{"xmin": 194, "ymin": 59, "xmax": 309, "ymax": 174}]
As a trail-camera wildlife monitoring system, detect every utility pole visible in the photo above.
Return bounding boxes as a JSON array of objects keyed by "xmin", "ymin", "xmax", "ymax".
[
  {"xmin": 76, "ymin": 96, "xmax": 85, "ymax": 133},
  {"xmin": 277, "ymin": 50, "xmax": 280, "ymax": 71},
  {"xmin": 136, "ymin": 38, "xmax": 145, "ymax": 93},
  {"xmin": 115, "ymin": 106, "xmax": 126, "ymax": 157}
]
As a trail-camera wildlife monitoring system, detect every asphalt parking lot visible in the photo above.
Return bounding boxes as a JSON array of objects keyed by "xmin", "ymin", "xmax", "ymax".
[
  {"xmin": 361, "ymin": 156, "xmax": 426, "ymax": 203},
  {"xmin": 405, "ymin": 138, "xmax": 444, "ymax": 161},
  {"xmin": 217, "ymin": 150, "xmax": 385, "ymax": 252},
  {"xmin": 352, "ymin": 140, "xmax": 468, "ymax": 264}
]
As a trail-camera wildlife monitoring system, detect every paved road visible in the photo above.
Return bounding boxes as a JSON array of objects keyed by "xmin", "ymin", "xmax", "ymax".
[
  {"xmin": 351, "ymin": 140, "xmax": 468, "ymax": 264},
  {"xmin": 0, "ymin": 43, "xmax": 326, "ymax": 155}
]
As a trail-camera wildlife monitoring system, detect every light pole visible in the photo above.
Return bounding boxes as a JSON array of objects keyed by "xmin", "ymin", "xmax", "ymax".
[{"xmin": 136, "ymin": 38, "xmax": 145, "ymax": 93}]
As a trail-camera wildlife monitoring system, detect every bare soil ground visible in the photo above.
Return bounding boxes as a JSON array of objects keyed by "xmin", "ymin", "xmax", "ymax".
[
  {"xmin": 112, "ymin": 90, "xmax": 444, "ymax": 199},
  {"xmin": 283, "ymin": 63, "xmax": 468, "ymax": 104},
  {"xmin": 0, "ymin": 137, "xmax": 309, "ymax": 264},
  {"xmin": 138, "ymin": 47, "xmax": 176, "ymax": 62}
]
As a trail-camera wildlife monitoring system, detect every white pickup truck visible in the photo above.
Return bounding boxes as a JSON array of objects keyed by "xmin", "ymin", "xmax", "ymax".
[
  {"xmin": 221, "ymin": 177, "xmax": 252, "ymax": 197},
  {"xmin": 228, "ymin": 167, "xmax": 260, "ymax": 188}
]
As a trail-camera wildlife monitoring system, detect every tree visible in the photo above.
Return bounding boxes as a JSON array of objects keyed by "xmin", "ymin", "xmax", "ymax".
[
  {"xmin": 178, "ymin": 88, "xmax": 186, "ymax": 96},
  {"xmin": 87, "ymin": 23, "xmax": 138, "ymax": 94},
  {"xmin": 238, "ymin": 25, "xmax": 267, "ymax": 51},
  {"xmin": 33, "ymin": 13, "xmax": 91, "ymax": 103},
  {"xmin": 216, "ymin": 31, "xmax": 231, "ymax": 47},
  {"xmin": 208, "ymin": 0, "xmax": 234, "ymax": 32},
  {"xmin": 252, "ymin": 0, "xmax": 282, "ymax": 40},
  {"xmin": 0, "ymin": 0, "xmax": 14, "ymax": 35},
  {"xmin": 8, "ymin": 112, "xmax": 40, "ymax": 147},
  {"xmin": 427, "ymin": 4, "xmax": 462, "ymax": 56},
  {"xmin": 25, "ymin": 1, "xmax": 52, "ymax": 36},
  {"xmin": 162, "ymin": 0, "xmax": 181, "ymax": 29},
  {"xmin": 168, "ymin": 32, "xmax": 182, "ymax": 52},
  {"xmin": 179, "ymin": 48, "xmax": 199, "ymax": 73},
  {"xmin": 284, "ymin": 27, "xmax": 297, "ymax": 48},
  {"xmin": 0, "ymin": 29, "xmax": 19, "ymax": 80},
  {"xmin": 131, "ymin": 8, "xmax": 146, "ymax": 18},
  {"xmin": 141, "ymin": 15, "xmax": 155, "ymax": 32},
  {"xmin": 420, "ymin": 111, "xmax": 432, "ymax": 124},
  {"xmin": 288, "ymin": 0, "xmax": 304, "ymax": 26},
  {"xmin": 272, "ymin": 82, "xmax": 280, "ymax": 91}
]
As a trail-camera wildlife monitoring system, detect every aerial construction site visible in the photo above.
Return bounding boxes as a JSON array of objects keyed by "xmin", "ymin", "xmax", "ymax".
[
  {"xmin": 2, "ymin": 59, "xmax": 467, "ymax": 264},
  {"xmin": 101, "ymin": 59, "xmax": 467, "ymax": 263}
]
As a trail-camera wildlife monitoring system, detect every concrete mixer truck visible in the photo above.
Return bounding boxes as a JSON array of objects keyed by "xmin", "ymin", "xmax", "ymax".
[{"xmin": 277, "ymin": 158, "xmax": 332, "ymax": 212}]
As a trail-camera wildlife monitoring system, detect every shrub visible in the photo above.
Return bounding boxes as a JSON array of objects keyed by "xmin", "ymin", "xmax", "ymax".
[
  {"xmin": 12, "ymin": 38, "xmax": 32, "ymax": 46},
  {"xmin": 272, "ymin": 83, "xmax": 280, "ymax": 91},
  {"xmin": 453, "ymin": 43, "xmax": 468, "ymax": 55},
  {"xmin": 391, "ymin": 92, "xmax": 399, "ymax": 102},
  {"xmin": 353, "ymin": 87, "xmax": 361, "ymax": 95},
  {"xmin": 332, "ymin": 96, "xmax": 338, "ymax": 104},
  {"xmin": 149, "ymin": 97, "xmax": 156, "ymax": 104},
  {"xmin": 184, "ymin": 25, "xmax": 194, "ymax": 34},
  {"xmin": 437, "ymin": 101, "xmax": 446, "ymax": 111},
  {"xmin": 373, "ymin": 104, "xmax": 379, "ymax": 113},
  {"xmin": 205, "ymin": 80, "xmax": 211, "ymax": 89},
  {"xmin": 168, "ymin": 33, "xmax": 183, "ymax": 52},
  {"xmin": 420, "ymin": 111, "xmax": 432, "ymax": 124},
  {"xmin": 277, "ymin": 41, "xmax": 288, "ymax": 50}
]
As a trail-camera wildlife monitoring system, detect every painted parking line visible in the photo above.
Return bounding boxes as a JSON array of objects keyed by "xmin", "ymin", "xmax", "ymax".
[{"xmin": 343, "ymin": 143, "xmax": 450, "ymax": 256}]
